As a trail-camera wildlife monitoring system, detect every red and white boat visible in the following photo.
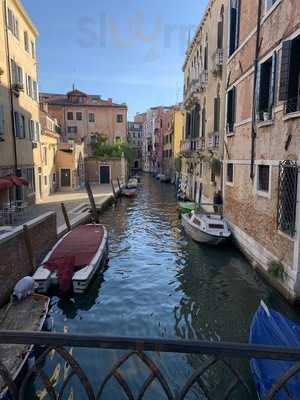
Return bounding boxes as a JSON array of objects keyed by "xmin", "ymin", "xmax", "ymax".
[{"xmin": 33, "ymin": 224, "xmax": 108, "ymax": 294}]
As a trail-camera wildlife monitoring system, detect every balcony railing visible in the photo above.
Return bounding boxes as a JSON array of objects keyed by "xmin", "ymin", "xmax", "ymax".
[
  {"xmin": 200, "ymin": 70, "xmax": 208, "ymax": 86},
  {"xmin": 212, "ymin": 49, "xmax": 224, "ymax": 73},
  {"xmin": 1, "ymin": 331, "xmax": 300, "ymax": 399},
  {"xmin": 181, "ymin": 139, "xmax": 191, "ymax": 153},
  {"xmin": 284, "ymin": 96, "xmax": 300, "ymax": 115},
  {"xmin": 207, "ymin": 134, "xmax": 220, "ymax": 149}
]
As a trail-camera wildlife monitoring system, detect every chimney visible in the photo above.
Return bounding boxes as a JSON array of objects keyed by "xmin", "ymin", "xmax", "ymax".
[{"xmin": 108, "ymin": 98, "xmax": 113, "ymax": 104}]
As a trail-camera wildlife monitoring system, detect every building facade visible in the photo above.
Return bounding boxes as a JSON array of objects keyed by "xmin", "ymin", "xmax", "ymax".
[
  {"xmin": 127, "ymin": 113, "xmax": 145, "ymax": 171},
  {"xmin": 0, "ymin": 0, "xmax": 40, "ymax": 204},
  {"xmin": 142, "ymin": 106, "xmax": 172, "ymax": 174},
  {"xmin": 40, "ymin": 90, "xmax": 128, "ymax": 157},
  {"xmin": 162, "ymin": 105, "xmax": 184, "ymax": 182},
  {"xmin": 181, "ymin": 0, "xmax": 228, "ymax": 203},
  {"xmin": 224, "ymin": 0, "xmax": 300, "ymax": 302},
  {"xmin": 38, "ymin": 103, "xmax": 60, "ymax": 198}
]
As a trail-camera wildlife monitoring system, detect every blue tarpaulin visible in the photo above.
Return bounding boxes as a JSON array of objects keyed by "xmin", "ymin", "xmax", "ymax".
[{"xmin": 249, "ymin": 303, "xmax": 300, "ymax": 399}]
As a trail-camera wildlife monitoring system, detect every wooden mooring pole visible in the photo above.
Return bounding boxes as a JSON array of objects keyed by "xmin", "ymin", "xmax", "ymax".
[
  {"xmin": 23, "ymin": 224, "xmax": 35, "ymax": 272},
  {"xmin": 61, "ymin": 202, "xmax": 71, "ymax": 232},
  {"xmin": 111, "ymin": 180, "xmax": 117, "ymax": 202},
  {"xmin": 85, "ymin": 180, "xmax": 99, "ymax": 223},
  {"xmin": 117, "ymin": 177, "xmax": 122, "ymax": 193}
]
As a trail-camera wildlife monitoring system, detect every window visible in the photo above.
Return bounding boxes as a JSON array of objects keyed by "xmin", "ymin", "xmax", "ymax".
[
  {"xmin": 265, "ymin": 0, "xmax": 278, "ymax": 11},
  {"xmin": 214, "ymin": 96, "xmax": 220, "ymax": 132},
  {"xmin": 229, "ymin": 0, "xmax": 240, "ymax": 56},
  {"xmin": 277, "ymin": 160, "xmax": 297, "ymax": 237},
  {"xmin": 257, "ymin": 54, "xmax": 276, "ymax": 120},
  {"xmin": 44, "ymin": 176, "xmax": 48, "ymax": 186},
  {"xmin": 200, "ymin": 162, "xmax": 203, "ymax": 178},
  {"xmin": 26, "ymin": 168, "xmax": 35, "ymax": 192},
  {"xmin": 227, "ymin": 87, "xmax": 236, "ymax": 132},
  {"xmin": 227, "ymin": 163, "xmax": 234, "ymax": 183},
  {"xmin": 30, "ymin": 120, "xmax": 35, "ymax": 141},
  {"xmin": 33, "ymin": 81, "xmax": 38, "ymax": 101},
  {"xmin": 53, "ymin": 173, "xmax": 56, "ymax": 184},
  {"xmin": 217, "ymin": 7, "xmax": 224, "ymax": 49},
  {"xmin": 24, "ymin": 31, "xmax": 29, "ymax": 52},
  {"xmin": 211, "ymin": 168, "xmax": 216, "ymax": 183},
  {"xmin": 0, "ymin": 105, "xmax": 4, "ymax": 135},
  {"xmin": 26, "ymin": 75, "xmax": 33, "ymax": 97},
  {"xmin": 43, "ymin": 147, "xmax": 47, "ymax": 165},
  {"xmin": 76, "ymin": 112, "xmax": 82, "ymax": 121},
  {"xmin": 257, "ymin": 165, "xmax": 270, "ymax": 194},
  {"xmin": 89, "ymin": 113, "xmax": 95, "ymax": 123},
  {"xmin": 35, "ymin": 122, "xmax": 40, "ymax": 141},
  {"xmin": 20, "ymin": 115, "xmax": 26, "ymax": 139},
  {"xmin": 67, "ymin": 112, "xmax": 73, "ymax": 120},
  {"xmin": 116, "ymin": 114, "xmax": 123, "ymax": 123},
  {"xmin": 201, "ymin": 107, "xmax": 206, "ymax": 138},
  {"xmin": 67, "ymin": 126, "xmax": 77, "ymax": 134},
  {"xmin": 31, "ymin": 40, "xmax": 35, "ymax": 59},
  {"xmin": 14, "ymin": 112, "xmax": 21, "ymax": 138},
  {"xmin": 7, "ymin": 8, "xmax": 19, "ymax": 39},
  {"xmin": 90, "ymin": 135, "xmax": 97, "ymax": 145},
  {"xmin": 11, "ymin": 60, "xmax": 23, "ymax": 85},
  {"xmin": 279, "ymin": 35, "xmax": 300, "ymax": 114}
]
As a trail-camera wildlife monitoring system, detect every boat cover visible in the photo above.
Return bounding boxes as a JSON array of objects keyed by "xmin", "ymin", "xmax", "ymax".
[
  {"xmin": 249, "ymin": 304, "xmax": 300, "ymax": 399},
  {"xmin": 44, "ymin": 225, "xmax": 104, "ymax": 292}
]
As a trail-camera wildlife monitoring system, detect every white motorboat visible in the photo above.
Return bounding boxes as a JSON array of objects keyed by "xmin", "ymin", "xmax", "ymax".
[
  {"xmin": 182, "ymin": 211, "xmax": 231, "ymax": 245},
  {"xmin": 33, "ymin": 224, "xmax": 108, "ymax": 294},
  {"xmin": 127, "ymin": 178, "xmax": 138, "ymax": 189}
]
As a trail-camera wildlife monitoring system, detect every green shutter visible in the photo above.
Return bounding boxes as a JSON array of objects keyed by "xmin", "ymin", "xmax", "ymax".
[
  {"xmin": 279, "ymin": 41, "xmax": 292, "ymax": 101},
  {"xmin": 214, "ymin": 97, "xmax": 220, "ymax": 132}
]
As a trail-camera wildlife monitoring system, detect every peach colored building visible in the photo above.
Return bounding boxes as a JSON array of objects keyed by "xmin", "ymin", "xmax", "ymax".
[{"xmin": 40, "ymin": 90, "xmax": 128, "ymax": 156}]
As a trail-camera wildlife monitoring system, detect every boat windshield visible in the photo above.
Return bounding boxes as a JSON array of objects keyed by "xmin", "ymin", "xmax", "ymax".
[
  {"xmin": 209, "ymin": 224, "xmax": 224, "ymax": 229},
  {"xmin": 193, "ymin": 217, "xmax": 201, "ymax": 227}
]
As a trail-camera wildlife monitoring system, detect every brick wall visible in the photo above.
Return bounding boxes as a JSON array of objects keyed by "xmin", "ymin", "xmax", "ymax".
[{"xmin": 0, "ymin": 212, "xmax": 57, "ymax": 307}]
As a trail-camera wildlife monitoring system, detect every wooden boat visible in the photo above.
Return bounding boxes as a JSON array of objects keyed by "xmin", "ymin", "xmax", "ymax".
[
  {"xmin": 249, "ymin": 301, "xmax": 300, "ymax": 399},
  {"xmin": 0, "ymin": 293, "xmax": 50, "ymax": 398},
  {"xmin": 177, "ymin": 202, "xmax": 196, "ymax": 214},
  {"xmin": 182, "ymin": 211, "xmax": 231, "ymax": 245},
  {"xmin": 33, "ymin": 224, "xmax": 108, "ymax": 294},
  {"xmin": 122, "ymin": 188, "xmax": 137, "ymax": 198},
  {"xmin": 127, "ymin": 178, "xmax": 138, "ymax": 189},
  {"xmin": 131, "ymin": 174, "xmax": 140, "ymax": 182}
]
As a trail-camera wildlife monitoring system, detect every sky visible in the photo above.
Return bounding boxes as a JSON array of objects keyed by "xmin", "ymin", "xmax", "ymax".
[{"xmin": 22, "ymin": 0, "xmax": 206, "ymax": 120}]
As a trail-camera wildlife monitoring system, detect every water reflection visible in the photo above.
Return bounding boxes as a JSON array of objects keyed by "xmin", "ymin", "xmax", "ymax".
[{"xmin": 38, "ymin": 174, "xmax": 300, "ymax": 399}]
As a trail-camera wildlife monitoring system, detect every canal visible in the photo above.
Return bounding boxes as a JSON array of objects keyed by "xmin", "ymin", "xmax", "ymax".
[{"xmin": 35, "ymin": 175, "xmax": 300, "ymax": 399}]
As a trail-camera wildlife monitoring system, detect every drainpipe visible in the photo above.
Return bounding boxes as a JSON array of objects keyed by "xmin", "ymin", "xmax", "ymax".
[
  {"xmin": 4, "ymin": 0, "xmax": 18, "ymax": 175},
  {"xmin": 250, "ymin": 0, "xmax": 262, "ymax": 180}
]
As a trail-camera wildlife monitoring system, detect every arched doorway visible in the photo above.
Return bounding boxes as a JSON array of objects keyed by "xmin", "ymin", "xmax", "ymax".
[{"xmin": 134, "ymin": 160, "xmax": 139, "ymax": 169}]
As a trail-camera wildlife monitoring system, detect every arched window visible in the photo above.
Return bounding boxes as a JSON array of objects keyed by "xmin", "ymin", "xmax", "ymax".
[{"xmin": 218, "ymin": 6, "xmax": 224, "ymax": 49}]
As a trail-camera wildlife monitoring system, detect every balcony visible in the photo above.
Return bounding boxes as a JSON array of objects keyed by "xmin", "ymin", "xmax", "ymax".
[
  {"xmin": 207, "ymin": 133, "xmax": 220, "ymax": 150},
  {"xmin": 200, "ymin": 70, "xmax": 208, "ymax": 87},
  {"xmin": 212, "ymin": 49, "xmax": 224, "ymax": 74},
  {"xmin": 194, "ymin": 137, "xmax": 206, "ymax": 151},
  {"xmin": 0, "ymin": 330, "xmax": 300, "ymax": 399},
  {"xmin": 181, "ymin": 139, "xmax": 191, "ymax": 153}
]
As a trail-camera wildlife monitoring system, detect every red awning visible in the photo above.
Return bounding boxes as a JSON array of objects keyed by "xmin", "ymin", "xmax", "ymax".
[
  {"xmin": 4, "ymin": 175, "xmax": 29, "ymax": 187},
  {"xmin": 0, "ymin": 178, "xmax": 13, "ymax": 191}
]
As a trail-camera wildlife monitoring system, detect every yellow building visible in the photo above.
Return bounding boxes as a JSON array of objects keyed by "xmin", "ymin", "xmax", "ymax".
[
  {"xmin": 0, "ymin": 0, "xmax": 40, "ymax": 204},
  {"xmin": 162, "ymin": 105, "xmax": 183, "ymax": 182}
]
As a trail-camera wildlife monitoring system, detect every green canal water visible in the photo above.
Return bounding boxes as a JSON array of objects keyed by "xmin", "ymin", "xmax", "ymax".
[{"xmin": 32, "ymin": 175, "xmax": 300, "ymax": 399}]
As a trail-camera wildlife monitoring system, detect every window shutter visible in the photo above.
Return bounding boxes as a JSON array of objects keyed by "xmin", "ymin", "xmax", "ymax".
[
  {"xmin": 214, "ymin": 97, "xmax": 220, "ymax": 132},
  {"xmin": 235, "ymin": 0, "xmax": 241, "ymax": 50},
  {"xmin": 279, "ymin": 41, "xmax": 292, "ymax": 101},
  {"xmin": 269, "ymin": 51, "xmax": 277, "ymax": 111}
]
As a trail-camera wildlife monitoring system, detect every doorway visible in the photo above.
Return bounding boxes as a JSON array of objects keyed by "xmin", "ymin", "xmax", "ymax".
[
  {"xmin": 61, "ymin": 169, "xmax": 71, "ymax": 187},
  {"xmin": 99, "ymin": 166, "xmax": 110, "ymax": 184}
]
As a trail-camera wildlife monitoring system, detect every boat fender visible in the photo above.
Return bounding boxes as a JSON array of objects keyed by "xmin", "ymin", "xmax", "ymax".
[
  {"xmin": 12, "ymin": 276, "xmax": 37, "ymax": 301},
  {"xmin": 27, "ymin": 351, "xmax": 36, "ymax": 371}
]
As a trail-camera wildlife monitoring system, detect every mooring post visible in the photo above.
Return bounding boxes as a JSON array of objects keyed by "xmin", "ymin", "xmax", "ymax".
[
  {"xmin": 23, "ymin": 224, "xmax": 35, "ymax": 272},
  {"xmin": 117, "ymin": 177, "xmax": 122, "ymax": 193},
  {"xmin": 111, "ymin": 180, "xmax": 117, "ymax": 202},
  {"xmin": 85, "ymin": 180, "xmax": 99, "ymax": 223},
  {"xmin": 61, "ymin": 202, "xmax": 71, "ymax": 232}
]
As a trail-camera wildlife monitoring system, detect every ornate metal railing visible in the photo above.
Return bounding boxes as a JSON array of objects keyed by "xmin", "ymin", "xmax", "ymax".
[
  {"xmin": 1, "ymin": 331, "xmax": 300, "ymax": 399},
  {"xmin": 284, "ymin": 96, "xmax": 300, "ymax": 114}
]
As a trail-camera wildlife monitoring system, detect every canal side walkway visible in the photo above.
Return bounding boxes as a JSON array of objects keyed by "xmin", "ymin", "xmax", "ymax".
[{"xmin": 4, "ymin": 182, "xmax": 121, "ymax": 236}]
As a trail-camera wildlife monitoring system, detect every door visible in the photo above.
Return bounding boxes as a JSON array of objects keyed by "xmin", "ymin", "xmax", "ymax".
[
  {"xmin": 38, "ymin": 175, "xmax": 42, "ymax": 198},
  {"xmin": 99, "ymin": 166, "xmax": 110, "ymax": 184},
  {"xmin": 61, "ymin": 169, "xmax": 71, "ymax": 187}
]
